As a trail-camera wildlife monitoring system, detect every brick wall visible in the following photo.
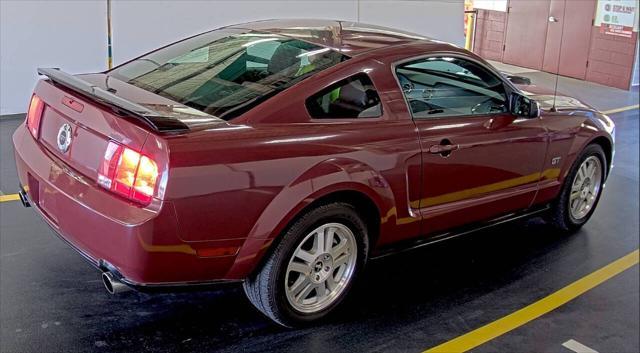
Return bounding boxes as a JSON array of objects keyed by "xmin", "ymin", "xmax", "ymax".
[
  {"xmin": 586, "ymin": 29, "xmax": 638, "ymax": 90},
  {"xmin": 472, "ymin": 9, "xmax": 507, "ymax": 61}
]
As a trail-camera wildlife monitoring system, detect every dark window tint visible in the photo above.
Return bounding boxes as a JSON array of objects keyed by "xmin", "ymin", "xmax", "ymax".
[
  {"xmin": 109, "ymin": 29, "xmax": 348, "ymax": 121},
  {"xmin": 306, "ymin": 74, "xmax": 382, "ymax": 119},
  {"xmin": 395, "ymin": 57, "xmax": 508, "ymax": 119}
]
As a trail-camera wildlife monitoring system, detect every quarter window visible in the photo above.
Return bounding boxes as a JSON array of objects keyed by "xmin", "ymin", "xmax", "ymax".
[
  {"xmin": 306, "ymin": 74, "xmax": 382, "ymax": 119},
  {"xmin": 396, "ymin": 57, "xmax": 508, "ymax": 119}
]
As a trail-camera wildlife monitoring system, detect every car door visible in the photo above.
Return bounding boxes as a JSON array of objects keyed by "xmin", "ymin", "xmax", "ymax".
[{"xmin": 394, "ymin": 55, "xmax": 548, "ymax": 236}]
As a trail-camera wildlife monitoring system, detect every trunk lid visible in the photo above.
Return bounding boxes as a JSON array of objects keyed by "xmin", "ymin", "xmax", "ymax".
[
  {"xmin": 33, "ymin": 69, "xmax": 228, "ymax": 163},
  {"xmin": 34, "ymin": 78, "xmax": 152, "ymax": 182},
  {"xmin": 28, "ymin": 69, "xmax": 237, "ymax": 204}
]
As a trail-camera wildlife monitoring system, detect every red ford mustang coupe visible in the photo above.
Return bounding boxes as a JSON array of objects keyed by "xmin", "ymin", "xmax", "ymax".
[{"xmin": 13, "ymin": 20, "xmax": 614, "ymax": 327}]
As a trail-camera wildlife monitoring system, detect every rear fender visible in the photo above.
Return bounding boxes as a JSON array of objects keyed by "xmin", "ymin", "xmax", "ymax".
[{"xmin": 225, "ymin": 158, "xmax": 395, "ymax": 279}]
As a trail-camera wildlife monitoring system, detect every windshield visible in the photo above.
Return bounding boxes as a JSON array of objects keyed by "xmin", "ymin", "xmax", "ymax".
[{"xmin": 109, "ymin": 29, "xmax": 349, "ymax": 120}]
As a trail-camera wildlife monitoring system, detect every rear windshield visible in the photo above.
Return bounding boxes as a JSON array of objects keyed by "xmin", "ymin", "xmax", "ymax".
[{"xmin": 109, "ymin": 29, "xmax": 349, "ymax": 120}]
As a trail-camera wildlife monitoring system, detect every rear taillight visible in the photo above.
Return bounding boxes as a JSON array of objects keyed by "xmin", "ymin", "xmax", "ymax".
[
  {"xmin": 26, "ymin": 95, "xmax": 45, "ymax": 138},
  {"xmin": 97, "ymin": 141, "xmax": 159, "ymax": 205}
]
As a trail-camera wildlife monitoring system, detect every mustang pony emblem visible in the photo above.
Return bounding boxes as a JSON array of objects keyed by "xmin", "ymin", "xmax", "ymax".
[{"xmin": 56, "ymin": 123, "xmax": 72, "ymax": 153}]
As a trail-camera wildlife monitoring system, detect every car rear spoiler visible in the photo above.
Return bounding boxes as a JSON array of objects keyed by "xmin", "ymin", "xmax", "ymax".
[{"xmin": 36, "ymin": 68, "xmax": 189, "ymax": 132}]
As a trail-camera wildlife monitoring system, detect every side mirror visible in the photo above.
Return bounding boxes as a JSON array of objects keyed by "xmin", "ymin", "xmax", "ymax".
[{"xmin": 510, "ymin": 93, "xmax": 540, "ymax": 118}]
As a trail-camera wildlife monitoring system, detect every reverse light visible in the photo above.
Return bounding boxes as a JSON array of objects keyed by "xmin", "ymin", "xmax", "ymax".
[
  {"xmin": 26, "ymin": 95, "xmax": 45, "ymax": 138},
  {"xmin": 98, "ymin": 141, "xmax": 159, "ymax": 205}
]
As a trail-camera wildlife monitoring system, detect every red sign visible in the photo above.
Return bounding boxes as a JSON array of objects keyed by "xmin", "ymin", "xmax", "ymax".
[
  {"xmin": 596, "ymin": 0, "xmax": 637, "ymax": 38},
  {"xmin": 600, "ymin": 23, "xmax": 634, "ymax": 38}
]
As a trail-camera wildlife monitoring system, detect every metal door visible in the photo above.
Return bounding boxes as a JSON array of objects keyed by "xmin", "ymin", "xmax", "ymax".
[
  {"xmin": 542, "ymin": 0, "xmax": 596, "ymax": 79},
  {"xmin": 503, "ymin": 0, "xmax": 551, "ymax": 70}
]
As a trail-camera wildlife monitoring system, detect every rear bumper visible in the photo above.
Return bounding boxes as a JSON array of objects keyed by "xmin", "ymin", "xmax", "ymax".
[{"xmin": 13, "ymin": 125, "xmax": 240, "ymax": 287}]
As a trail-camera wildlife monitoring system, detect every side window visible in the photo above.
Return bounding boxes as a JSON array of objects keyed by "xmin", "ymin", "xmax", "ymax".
[
  {"xmin": 306, "ymin": 74, "xmax": 382, "ymax": 119},
  {"xmin": 395, "ymin": 57, "xmax": 508, "ymax": 119}
]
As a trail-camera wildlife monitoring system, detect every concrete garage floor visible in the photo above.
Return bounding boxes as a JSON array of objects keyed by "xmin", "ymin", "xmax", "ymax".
[{"xmin": 1, "ymin": 75, "xmax": 639, "ymax": 352}]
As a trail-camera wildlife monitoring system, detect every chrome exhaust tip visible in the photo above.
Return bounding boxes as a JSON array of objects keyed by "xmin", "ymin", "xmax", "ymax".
[
  {"xmin": 102, "ymin": 272, "xmax": 132, "ymax": 295},
  {"xmin": 18, "ymin": 189, "xmax": 31, "ymax": 208}
]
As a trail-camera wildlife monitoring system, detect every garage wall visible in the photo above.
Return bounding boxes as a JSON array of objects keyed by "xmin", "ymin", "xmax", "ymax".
[
  {"xmin": 0, "ymin": 1, "xmax": 107, "ymax": 115},
  {"xmin": 586, "ymin": 30, "xmax": 639, "ymax": 90},
  {"xmin": 633, "ymin": 44, "xmax": 640, "ymax": 86},
  {"xmin": 109, "ymin": 0, "xmax": 358, "ymax": 65},
  {"xmin": 357, "ymin": 0, "xmax": 465, "ymax": 43},
  {"xmin": 0, "ymin": 0, "xmax": 464, "ymax": 115},
  {"xmin": 472, "ymin": 9, "xmax": 508, "ymax": 62}
]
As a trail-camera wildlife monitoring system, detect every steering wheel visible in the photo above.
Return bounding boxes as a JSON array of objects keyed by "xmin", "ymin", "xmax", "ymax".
[
  {"xmin": 397, "ymin": 74, "xmax": 414, "ymax": 93},
  {"xmin": 471, "ymin": 98, "xmax": 504, "ymax": 115},
  {"xmin": 410, "ymin": 99, "xmax": 438, "ymax": 114}
]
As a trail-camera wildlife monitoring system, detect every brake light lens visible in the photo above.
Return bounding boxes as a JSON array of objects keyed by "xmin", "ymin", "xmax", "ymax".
[
  {"xmin": 98, "ymin": 141, "xmax": 159, "ymax": 205},
  {"xmin": 133, "ymin": 156, "xmax": 159, "ymax": 199},
  {"xmin": 26, "ymin": 95, "xmax": 45, "ymax": 138}
]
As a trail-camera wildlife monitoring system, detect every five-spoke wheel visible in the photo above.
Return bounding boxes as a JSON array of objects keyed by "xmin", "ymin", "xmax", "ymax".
[
  {"xmin": 569, "ymin": 156, "xmax": 602, "ymax": 221},
  {"xmin": 243, "ymin": 202, "xmax": 367, "ymax": 327},
  {"xmin": 285, "ymin": 223, "xmax": 357, "ymax": 313},
  {"xmin": 549, "ymin": 143, "xmax": 607, "ymax": 231}
]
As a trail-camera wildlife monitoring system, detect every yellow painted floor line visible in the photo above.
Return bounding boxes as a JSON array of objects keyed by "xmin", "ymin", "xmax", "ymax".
[
  {"xmin": 424, "ymin": 249, "xmax": 640, "ymax": 353},
  {"xmin": 0, "ymin": 194, "xmax": 20, "ymax": 202},
  {"xmin": 602, "ymin": 104, "xmax": 639, "ymax": 115}
]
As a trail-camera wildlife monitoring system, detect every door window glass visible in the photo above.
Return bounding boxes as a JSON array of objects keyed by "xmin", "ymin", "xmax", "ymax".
[{"xmin": 396, "ymin": 57, "xmax": 508, "ymax": 118}]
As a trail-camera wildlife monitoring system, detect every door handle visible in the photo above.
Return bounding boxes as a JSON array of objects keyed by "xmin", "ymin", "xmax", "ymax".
[
  {"xmin": 548, "ymin": 16, "xmax": 559, "ymax": 23},
  {"xmin": 429, "ymin": 139, "xmax": 459, "ymax": 157}
]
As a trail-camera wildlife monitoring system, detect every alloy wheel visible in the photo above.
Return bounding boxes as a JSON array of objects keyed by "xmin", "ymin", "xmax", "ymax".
[
  {"xmin": 569, "ymin": 156, "xmax": 602, "ymax": 220},
  {"xmin": 284, "ymin": 222, "xmax": 357, "ymax": 314}
]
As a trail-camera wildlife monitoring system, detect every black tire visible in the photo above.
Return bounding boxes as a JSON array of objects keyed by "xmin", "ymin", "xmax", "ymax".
[
  {"xmin": 243, "ymin": 202, "xmax": 369, "ymax": 327},
  {"xmin": 548, "ymin": 143, "xmax": 607, "ymax": 232}
]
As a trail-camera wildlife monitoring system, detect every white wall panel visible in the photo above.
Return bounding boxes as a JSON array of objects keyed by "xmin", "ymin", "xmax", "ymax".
[
  {"xmin": 110, "ymin": 0, "xmax": 359, "ymax": 65},
  {"xmin": 359, "ymin": 0, "xmax": 464, "ymax": 46},
  {"xmin": 0, "ymin": 0, "xmax": 106, "ymax": 115},
  {"xmin": 0, "ymin": 0, "xmax": 463, "ymax": 114}
]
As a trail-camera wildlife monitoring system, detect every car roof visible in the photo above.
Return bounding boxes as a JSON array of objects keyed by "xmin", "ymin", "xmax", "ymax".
[{"xmin": 227, "ymin": 19, "xmax": 444, "ymax": 56}]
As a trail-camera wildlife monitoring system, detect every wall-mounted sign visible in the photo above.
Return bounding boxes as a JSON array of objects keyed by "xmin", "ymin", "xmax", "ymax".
[
  {"xmin": 472, "ymin": 0, "xmax": 508, "ymax": 12},
  {"xmin": 595, "ymin": 0, "xmax": 638, "ymax": 38}
]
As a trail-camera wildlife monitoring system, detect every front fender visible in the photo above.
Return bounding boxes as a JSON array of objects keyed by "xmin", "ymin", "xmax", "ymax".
[{"xmin": 561, "ymin": 118, "xmax": 613, "ymax": 184}]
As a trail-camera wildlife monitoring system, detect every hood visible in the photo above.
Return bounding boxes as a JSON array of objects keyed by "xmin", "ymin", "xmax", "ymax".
[
  {"xmin": 514, "ymin": 83, "xmax": 596, "ymax": 112},
  {"xmin": 515, "ymin": 83, "xmax": 614, "ymax": 136}
]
